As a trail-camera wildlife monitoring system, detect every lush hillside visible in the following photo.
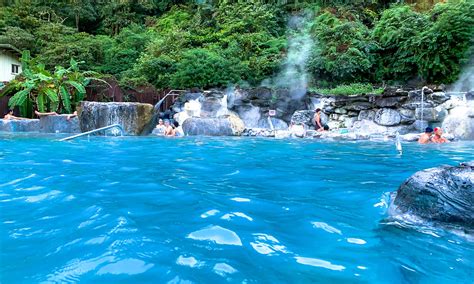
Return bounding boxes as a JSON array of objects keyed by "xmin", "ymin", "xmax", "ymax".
[{"xmin": 1, "ymin": 0, "xmax": 473, "ymax": 91}]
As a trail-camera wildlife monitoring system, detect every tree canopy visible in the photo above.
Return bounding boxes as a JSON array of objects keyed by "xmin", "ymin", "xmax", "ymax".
[{"xmin": 1, "ymin": 0, "xmax": 473, "ymax": 91}]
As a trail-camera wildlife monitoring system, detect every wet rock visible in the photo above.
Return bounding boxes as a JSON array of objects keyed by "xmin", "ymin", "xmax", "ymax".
[
  {"xmin": 334, "ymin": 108, "xmax": 348, "ymax": 115},
  {"xmin": 466, "ymin": 91, "xmax": 474, "ymax": 101},
  {"xmin": 358, "ymin": 110, "xmax": 376, "ymax": 121},
  {"xmin": 344, "ymin": 102, "xmax": 373, "ymax": 111},
  {"xmin": 415, "ymin": 106, "xmax": 448, "ymax": 122},
  {"xmin": 400, "ymin": 133, "xmax": 421, "ymax": 142},
  {"xmin": 0, "ymin": 119, "xmax": 40, "ymax": 132},
  {"xmin": 352, "ymin": 119, "xmax": 413, "ymax": 135},
  {"xmin": 39, "ymin": 115, "xmax": 80, "ymax": 133},
  {"xmin": 291, "ymin": 110, "xmax": 328, "ymax": 128},
  {"xmin": 200, "ymin": 90, "xmax": 227, "ymax": 117},
  {"xmin": 374, "ymin": 108, "xmax": 401, "ymax": 126},
  {"xmin": 442, "ymin": 105, "xmax": 474, "ymax": 140},
  {"xmin": 257, "ymin": 117, "xmax": 288, "ymax": 130},
  {"xmin": 374, "ymin": 96, "xmax": 407, "ymax": 108},
  {"xmin": 182, "ymin": 114, "xmax": 244, "ymax": 136},
  {"xmin": 79, "ymin": 102, "xmax": 153, "ymax": 135},
  {"xmin": 291, "ymin": 110, "xmax": 315, "ymax": 126},
  {"xmin": 242, "ymin": 128, "xmax": 274, "ymax": 137},
  {"xmin": 429, "ymin": 92, "xmax": 450, "ymax": 104},
  {"xmin": 389, "ymin": 162, "xmax": 474, "ymax": 227}
]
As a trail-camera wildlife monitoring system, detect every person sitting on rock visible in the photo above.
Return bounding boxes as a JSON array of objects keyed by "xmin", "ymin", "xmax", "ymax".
[
  {"xmin": 34, "ymin": 110, "xmax": 58, "ymax": 117},
  {"xmin": 418, "ymin": 127, "xmax": 433, "ymax": 144},
  {"xmin": 155, "ymin": 119, "xmax": 166, "ymax": 135},
  {"xmin": 66, "ymin": 111, "xmax": 78, "ymax": 121},
  {"xmin": 431, "ymin": 127, "xmax": 449, "ymax": 143},
  {"xmin": 313, "ymin": 108, "xmax": 323, "ymax": 131},
  {"xmin": 3, "ymin": 109, "xmax": 28, "ymax": 120},
  {"xmin": 164, "ymin": 119, "xmax": 175, "ymax": 136}
]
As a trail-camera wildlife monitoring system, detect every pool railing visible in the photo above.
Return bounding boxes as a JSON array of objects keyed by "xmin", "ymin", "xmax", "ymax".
[{"xmin": 59, "ymin": 124, "xmax": 124, "ymax": 141}]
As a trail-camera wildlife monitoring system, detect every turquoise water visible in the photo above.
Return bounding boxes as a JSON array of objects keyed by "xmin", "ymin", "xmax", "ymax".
[{"xmin": 1, "ymin": 134, "xmax": 473, "ymax": 283}]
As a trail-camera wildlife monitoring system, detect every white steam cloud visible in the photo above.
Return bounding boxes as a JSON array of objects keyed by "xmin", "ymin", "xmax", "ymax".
[
  {"xmin": 449, "ymin": 56, "xmax": 474, "ymax": 92},
  {"xmin": 272, "ymin": 13, "xmax": 314, "ymax": 99}
]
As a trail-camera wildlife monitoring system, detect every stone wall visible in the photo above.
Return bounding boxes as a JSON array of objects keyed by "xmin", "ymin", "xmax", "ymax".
[{"xmin": 0, "ymin": 116, "xmax": 80, "ymax": 133}]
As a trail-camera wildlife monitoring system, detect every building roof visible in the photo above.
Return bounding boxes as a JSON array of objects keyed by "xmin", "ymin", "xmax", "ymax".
[{"xmin": 0, "ymin": 44, "xmax": 21, "ymax": 56}]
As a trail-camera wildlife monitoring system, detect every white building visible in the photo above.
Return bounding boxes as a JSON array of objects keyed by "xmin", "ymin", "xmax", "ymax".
[{"xmin": 0, "ymin": 44, "xmax": 22, "ymax": 83}]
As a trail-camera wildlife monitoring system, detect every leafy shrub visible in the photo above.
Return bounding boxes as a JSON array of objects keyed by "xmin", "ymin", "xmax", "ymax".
[
  {"xmin": 372, "ymin": 5, "xmax": 428, "ymax": 82},
  {"xmin": 309, "ymin": 10, "xmax": 376, "ymax": 84},
  {"xmin": 415, "ymin": 1, "xmax": 474, "ymax": 83},
  {"xmin": 312, "ymin": 83, "xmax": 384, "ymax": 95}
]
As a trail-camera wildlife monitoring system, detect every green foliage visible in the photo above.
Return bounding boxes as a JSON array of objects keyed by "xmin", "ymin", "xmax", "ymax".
[
  {"xmin": 0, "ymin": 0, "xmax": 473, "ymax": 93},
  {"xmin": 171, "ymin": 48, "xmax": 245, "ymax": 89},
  {"xmin": 312, "ymin": 83, "xmax": 384, "ymax": 96},
  {"xmin": 309, "ymin": 9, "xmax": 376, "ymax": 83},
  {"xmin": 372, "ymin": 5, "xmax": 428, "ymax": 81},
  {"xmin": 415, "ymin": 1, "xmax": 474, "ymax": 83},
  {"xmin": 3, "ymin": 52, "xmax": 101, "ymax": 115}
]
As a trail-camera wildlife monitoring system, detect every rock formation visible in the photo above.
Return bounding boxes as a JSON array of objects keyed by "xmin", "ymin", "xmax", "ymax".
[{"xmin": 389, "ymin": 162, "xmax": 474, "ymax": 228}]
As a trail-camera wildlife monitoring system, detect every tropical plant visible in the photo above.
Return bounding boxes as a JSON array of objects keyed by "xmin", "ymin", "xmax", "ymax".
[{"xmin": 3, "ymin": 51, "xmax": 103, "ymax": 116}]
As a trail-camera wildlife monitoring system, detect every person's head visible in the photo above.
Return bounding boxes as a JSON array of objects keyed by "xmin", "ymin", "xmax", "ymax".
[
  {"xmin": 173, "ymin": 121, "xmax": 179, "ymax": 128},
  {"xmin": 7, "ymin": 109, "xmax": 13, "ymax": 115},
  {"xmin": 434, "ymin": 127, "xmax": 443, "ymax": 136},
  {"xmin": 323, "ymin": 125, "xmax": 329, "ymax": 131},
  {"xmin": 315, "ymin": 108, "xmax": 321, "ymax": 113},
  {"xmin": 164, "ymin": 119, "xmax": 170, "ymax": 126},
  {"xmin": 425, "ymin": 127, "xmax": 433, "ymax": 134},
  {"xmin": 158, "ymin": 119, "xmax": 163, "ymax": 125}
]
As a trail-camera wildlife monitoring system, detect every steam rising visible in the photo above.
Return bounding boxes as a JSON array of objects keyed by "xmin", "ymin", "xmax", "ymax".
[
  {"xmin": 449, "ymin": 56, "xmax": 474, "ymax": 92},
  {"xmin": 272, "ymin": 13, "xmax": 314, "ymax": 99}
]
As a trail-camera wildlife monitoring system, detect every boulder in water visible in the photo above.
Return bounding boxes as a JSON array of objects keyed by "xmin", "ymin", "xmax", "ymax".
[
  {"xmin": 182, "ymin": 114, "xmax": 245, "ymax": 136},
  {"xmin": 79, "ymin": 102, "xmax": 153, "ymax": 135},
  {"xmin": 389, "ymin": 162, "xmax": 474, "ymax": 228}
]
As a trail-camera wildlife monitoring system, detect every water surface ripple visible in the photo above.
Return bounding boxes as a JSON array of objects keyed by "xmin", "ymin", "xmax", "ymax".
[{"xmin": 0, "ymin": 134, "xmax": 473, "ymax": 283}]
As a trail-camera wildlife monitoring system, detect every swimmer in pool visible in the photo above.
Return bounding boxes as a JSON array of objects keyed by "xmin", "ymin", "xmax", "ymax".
[
  {"xmin": 418, "ymin": 127, "xmax": 433, "ymax": 144},
  {"xmin": 431, "ymin": 127, "xmax": 449, "ymax": 143}
]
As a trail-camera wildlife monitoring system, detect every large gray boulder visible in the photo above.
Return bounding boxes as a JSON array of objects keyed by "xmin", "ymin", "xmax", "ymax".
[
  {"xmin": 374, "ymin": 108, "xmax": 401, "ymax": 126},
  {"xmin": 442, "ymin": 105, "xmax": 474, "ymax": 140},
  {"xmin": 182, "ymin": 114, "xmax": 244, "ymax": 136},
  {"xmin": 389, "ymin": 162, "xmax": 474, "ymax": 228},
  {"xmin": 351, "ymin": 119, "xmax": 413, "ymax": 135},
  {"xmin": 79, "ymin": 102, "xmax": 153, "ymax": 135},
  {"xmin": 415, "ymin": 106, "xmax": 448, "ymax": 122},
  {"xmin": 291, "ymin": 110, "xmax": 328, "ymax": 128}
]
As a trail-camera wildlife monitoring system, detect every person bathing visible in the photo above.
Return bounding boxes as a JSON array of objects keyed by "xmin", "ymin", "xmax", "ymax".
[
  {"xmin": 418, "ymin": 127, "xmax": 433, "ymax": 144},
  {"xmin": 3, "ymin": 109, "xmax": 28, "ymax": 120},
  {"xmin": 431, "ymin": 127, "xmax": 449, "ymax": 143}
]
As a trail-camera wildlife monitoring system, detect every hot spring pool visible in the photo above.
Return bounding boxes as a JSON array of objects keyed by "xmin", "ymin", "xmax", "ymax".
[{"xmin": 0, "ymin": 134, "xmax": 473, "ymax": 283}]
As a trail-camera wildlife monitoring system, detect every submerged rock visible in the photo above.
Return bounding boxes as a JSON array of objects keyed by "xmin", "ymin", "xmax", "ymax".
[
  {"xmin": 79, "ymin": 102, "xmax": 153, "ymax": 135},
  {"xmin": 182, "ymin": 114, "xmax": 244, "ymax": 136},
  {"xmin": 389, "ymin": 162, "xmax": 474, "ymax": 228}
]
